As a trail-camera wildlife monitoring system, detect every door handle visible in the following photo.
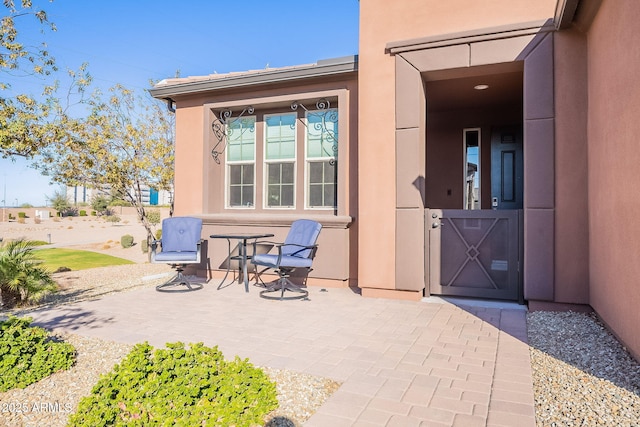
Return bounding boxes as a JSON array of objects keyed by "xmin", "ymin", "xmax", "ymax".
[{"xmin": 432, "ymin": 221, "xmax": 444, "ymax": 228}]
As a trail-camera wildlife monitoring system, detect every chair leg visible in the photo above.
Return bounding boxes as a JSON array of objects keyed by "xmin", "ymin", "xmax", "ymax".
[
  {"xmin": 156, "ymin": 265, "xmax": 204, "ymax": 292},
  {"xmin": 259, "ymin": 271, "xmax": 309, "ymax": 301}
]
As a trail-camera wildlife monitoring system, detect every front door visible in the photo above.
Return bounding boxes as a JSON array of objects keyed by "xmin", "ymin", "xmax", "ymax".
[
  {"xmin": 491, "ymin": 127, "xmax": 523, "ymax": 210},
  {"xmin": 427, "ymin": 126, "xmax": 523, "ymax": 301},
  {"xmin": 428, "ymin": 209, "xmax": 521, "ymax": 301}
]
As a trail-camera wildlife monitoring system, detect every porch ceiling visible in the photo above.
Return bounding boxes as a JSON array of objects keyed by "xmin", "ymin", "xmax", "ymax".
[{"xmin": 425, "ymin": 69, "xmax": 523, "ymax": 113}]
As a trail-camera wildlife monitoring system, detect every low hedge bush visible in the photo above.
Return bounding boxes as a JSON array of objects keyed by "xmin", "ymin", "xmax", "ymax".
[
  {"xmin": 68, "ymin": 342, "xmax": 278, "ymax": 426},
  {"xmin": 120, "ymin": 234, "xmax": 134, "ymax": 248},
  {"xmin": 0, "ymin": 316, "xmax": 76, "ymax": 392}
]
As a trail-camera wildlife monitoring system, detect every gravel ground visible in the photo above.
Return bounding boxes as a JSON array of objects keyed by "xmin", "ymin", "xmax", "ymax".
[{"xmin": 528, "ymin": 311, "xmax": 640, "ymax": 426}]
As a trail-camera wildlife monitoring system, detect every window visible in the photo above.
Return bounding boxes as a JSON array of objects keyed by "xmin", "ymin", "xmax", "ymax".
[
  {"xmin": 265, "ymin": 113, "xmax": 296, "ymax": 208},
  {"xmin": 226, "ymin": 116, "xmax": 255, "ymax": 207},
  {"xmin": 306, "ymin": 109, "xmax": 338, "ymax": 208},
  {"xmin": 463, "ymin": 128, "xmax": 480, "ymax": 210},
  {"xmin": 221, "ymin": 104, "xmax": 340, "ymax": 211}
]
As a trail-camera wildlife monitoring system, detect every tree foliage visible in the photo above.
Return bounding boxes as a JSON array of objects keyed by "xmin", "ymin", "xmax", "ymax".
[
  {"xmin": 0, "ymin": 0, "xmax": 61, "ymax": 158},
  {"xmin": 0, "ymin": 0, "xmax": 56, "ymax": 77},
  {"xmin": 1, "ymin": 2, "xmax": 175, "ymax": 246},
  {"xmin": 38, "ymin": 85, "xmax": 175, "ymax": 245}
]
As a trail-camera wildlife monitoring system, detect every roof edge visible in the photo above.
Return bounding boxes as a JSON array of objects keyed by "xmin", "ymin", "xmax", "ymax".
[
  {"xmin": 386, "ymin": 20, "xmax": 554, "ymax": 54},
  {"xmin": 149, "ymin": 55, "xmax": 358, "ymax": 99}
]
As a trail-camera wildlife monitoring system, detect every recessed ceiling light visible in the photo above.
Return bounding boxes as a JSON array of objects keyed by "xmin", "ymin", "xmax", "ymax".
[{"xmin": 474, "ymin": 84, "xmax": 489, "ymax": 90}]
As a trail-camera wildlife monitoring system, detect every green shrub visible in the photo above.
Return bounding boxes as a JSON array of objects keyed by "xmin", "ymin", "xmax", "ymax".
[
  {"xmin": 90, "ymin": 210, "xmax": 97, "ymax": 216},
  {"xmin": 120, "ymin": 234, "xmax": 134, "ymax": 248},
  {"xmin": 146, "ymin": 209, "xmax": 161, "ymax": 227},
  {"xmin": 0, "ymin": 239, "xmax": 57, "ymax": 308},
  {"xmin": 90, "ymin": 195, "xmax": 110, "ymax": 216},
  {"xmin": 155, "ymin": 229, "xmax": 162, "ymax": 240},
  {"xmin": 17, "ymin": 212, "xmax": 26, "ymax": 218},
  {"xmin": 79, "ymin": 210, "xmax": 87, "ymax": 217},
  {"xmin": 0, "ymin": 316, "xmax": 76, "ymax": 392},
  {"xmin": 105, "ymin": 214, "xmax": 121, "ymax": 224},
  {"xmin": 141, "ymin": 239, "xmax": 149, "ymax": 253},
  {"xmin": 68, "ymin": 342, "xmax": 278, "ymax": 427}
]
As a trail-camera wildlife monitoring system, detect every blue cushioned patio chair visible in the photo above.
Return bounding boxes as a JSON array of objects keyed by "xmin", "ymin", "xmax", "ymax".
[
  {"xmin": 251, "ymin": 219, "xmax": 322, "ymax": 300},
  {"xmin": 151, "ymin": 216, "xmax": 204, "ymax": 292}
]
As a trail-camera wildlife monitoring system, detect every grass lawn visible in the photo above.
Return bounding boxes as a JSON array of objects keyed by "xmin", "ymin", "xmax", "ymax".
[{"xmin": 35, "ymin": 248, "xmax": 134, "ymax": 271}]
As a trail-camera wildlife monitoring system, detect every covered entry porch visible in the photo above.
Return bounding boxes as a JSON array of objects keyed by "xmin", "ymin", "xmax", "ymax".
[{"xmin": 362, "ymin": 21, "xmax": 557, "ymax": 302}]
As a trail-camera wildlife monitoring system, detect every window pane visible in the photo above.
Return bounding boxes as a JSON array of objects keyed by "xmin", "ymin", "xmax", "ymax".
[
  {"xmin": 229, "ymin": 165, "xmax": 242, "ymax": 184},
  {"xmin": 307, "ymin": 109, "xmax": 338, "ymax": 159},
  {"xmin": 282, "ymin": 163, "xmax": 294, "ymax": 184},
  {"xmin": 228, "ymin": 144, "xmax": 241, "ymax": 162},
  {"xmin": 281, "ymin": 184, "xmax": 294, "ymax": 206},
  {"xmin": 309, "ymin": 185, "xmax": 322, "ymax": 207},
  {"xmin": 324, "ymin": 184, "xmax": 336, "ymax": 207},
  {"xmin": 268, "ymin": 185, "xmax": 280, "ymax": 206},
  {"xmin": 242, "ymin": 186, "xmax": 254, "ymax": 207},
  {"xmin": 243, "ymin": 164, "xmax": 254, "ymax": 182},
  {"xmin": 266, "ymin": 114, "xmax": 296, "ymax": 160},
  {"xmin": 307, "ymin": 160, "xmax": 336, "ymax": 208},
  {"xmin": 268, "ymin": 163, "xmax": 280, "ymax": 183},
  {"xmin": 227, "ymin": 117, "xmax": 255, "ymax": 162},
  {"xmin": 266, "ymin": 162, "xmax": 294, "ymax": 207},
  {"xmin": 228, "ymin": 164, "xmax": 254, "ymax": 207},
  {"xmin": 230, "ymin": 187, "xmax": 241, "ymax": 206},
  {"xmin": 309, "ymin": 162, "xmax": 323, "ymax": 183}
]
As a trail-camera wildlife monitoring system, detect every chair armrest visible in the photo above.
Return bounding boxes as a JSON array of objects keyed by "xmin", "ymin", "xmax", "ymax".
[{"xmin": 274, "ymin": 243, "xmax": 318, "ymax": 266}]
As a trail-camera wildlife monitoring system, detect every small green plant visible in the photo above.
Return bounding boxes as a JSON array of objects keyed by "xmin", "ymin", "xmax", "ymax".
[
  {"xmin": 90, "ymin": 195, "xmax": 110, "ymax": 216},
  {"xmin": 90, "ymin": 210, "xmax": 97, "ymax": 216},
  {"xmin": 120, "ymin": 234, "xmax": 134, "ymax": 248},
  {"xmin": 8, "ymin": 213, "xmax": 14, "ymax": 220},
  {"xmin": 47, "ymin": 190, "xmax": 72, "ymax": 217},
  {"xmin": 68, "ymin": 342, "xmax": 278, "ymax": 427},
  {"xmin": 105, "ymin": 214, "xmax": 121, "ymax": 225},
  {"xmin": 141, "ymin": 239, "xmax": 148, "ymax": 253},
  {"xmin": 0, "ymin": 239, "xmax": 57, "ymax": 308},
  {"xmin": 146, "ymin": 209, "xmax": 161, "ymax": 227},
  {"xmin": 0, "ymin": 316, "xmax": 76, "ymax": 392},
  {"xmin": 79, "ymin": 210, "xmax": 87, "ymax": 216},
  {"xmin": 17, "ymin": 212, "xmax": 26, "ymax": 218},
  {"xmin": 155, "ymin": 229, "xmax": 162, "ymax": 240}
]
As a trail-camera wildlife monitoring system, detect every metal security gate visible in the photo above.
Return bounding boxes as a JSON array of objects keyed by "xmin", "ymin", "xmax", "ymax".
[{"xmin": 428, "ymin": 209, "xmax": 522, "ymax": 301}]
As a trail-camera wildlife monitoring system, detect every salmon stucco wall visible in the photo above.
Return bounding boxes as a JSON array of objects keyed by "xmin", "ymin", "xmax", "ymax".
[
  {"xmin": 358, "ymin": 0, "xmax": 556, "ymax": 292},
  {"xmin": 173, "ymin": 99, "xmax": 206, "ymax": 216},
  {"xmin": 586, "ymin": 0, "xmax": 640, "ymax": 359}
]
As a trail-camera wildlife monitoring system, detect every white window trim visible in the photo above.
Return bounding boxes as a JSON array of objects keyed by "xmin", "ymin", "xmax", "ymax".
[
  {"xmin": 304, "ymin": 109, "xmax": 338, "ymax": 210},
  {"xmin": 225, "ymin": 115, "xmax": 256, "ymax": 209},
  {"xmin": 263, "ymin": 112, "xmax": 297, "ymax": 210}
]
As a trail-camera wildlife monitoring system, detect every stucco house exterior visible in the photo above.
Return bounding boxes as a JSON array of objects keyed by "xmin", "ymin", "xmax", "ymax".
[{"xmin": 150, "ymin": 0, "xmax": 640, "ymax": 360}]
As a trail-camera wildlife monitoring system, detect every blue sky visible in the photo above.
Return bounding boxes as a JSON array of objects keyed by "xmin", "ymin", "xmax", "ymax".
[{"xmin": 1, "ymin": 0, "xmax": 360, "ymax": 206}]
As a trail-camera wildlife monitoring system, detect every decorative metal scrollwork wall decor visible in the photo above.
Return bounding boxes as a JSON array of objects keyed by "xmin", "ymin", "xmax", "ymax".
[
  {"xmin": 210, "ymin": 106, "xmax": 254, "ymax": 164},
  {"xmin": 210, "ymin": 98, "xmax": 338, "ymax": 164},
  {"xmin": 290, "ymin": 98, "xmax": 338, "ymax": 165}
]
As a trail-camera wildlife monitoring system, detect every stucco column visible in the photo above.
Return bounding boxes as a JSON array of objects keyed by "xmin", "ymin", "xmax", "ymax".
[
  {"xmin": 523, "ymin": 33, "xmax": 555, "ymax": 301},
  {"xmin": 395, "ymin": 56, "xmax": 426, "ymax": 292}
]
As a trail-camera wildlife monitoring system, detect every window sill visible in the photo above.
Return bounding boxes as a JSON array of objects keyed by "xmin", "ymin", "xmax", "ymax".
[{"xmin": 199, "ymin": 213, "xmax": 354, "ymax": 229}]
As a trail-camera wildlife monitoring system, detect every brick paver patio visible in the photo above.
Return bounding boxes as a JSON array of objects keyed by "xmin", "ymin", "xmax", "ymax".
[{"xmin": 26, "ymin": 281, "xmax": 535, "ymax": 426}]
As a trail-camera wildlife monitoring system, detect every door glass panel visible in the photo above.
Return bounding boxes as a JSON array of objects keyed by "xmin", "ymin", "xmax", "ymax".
[
  {"xmin": 501, "ymin": 151, "xmax": 515, "ymax": 202},
  {"xmin": 464, "ymin": 129, "xmax": 480, "ymax": 210}
]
